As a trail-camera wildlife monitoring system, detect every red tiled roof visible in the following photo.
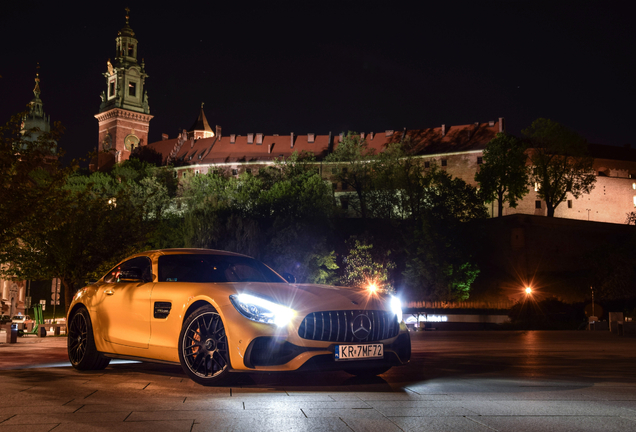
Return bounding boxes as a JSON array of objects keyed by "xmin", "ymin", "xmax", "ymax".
[{"xmin": 147, "ymin": 120, "xmax": 502, "ymax": 166}]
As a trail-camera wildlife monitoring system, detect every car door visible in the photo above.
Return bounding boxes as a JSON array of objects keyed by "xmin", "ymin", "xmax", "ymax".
[{"xmin": 94, "ymin": 256, "xmax": 153, "ymax": 349}]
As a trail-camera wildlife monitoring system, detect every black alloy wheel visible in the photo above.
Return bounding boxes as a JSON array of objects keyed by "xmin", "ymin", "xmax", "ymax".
[
  {"xmin": 178, "ymin": 306, "xmax": 231, "ymax": 386},
  {"xmin": 67, "ymin": 307, "xmax": 110, "ymax": 370}
]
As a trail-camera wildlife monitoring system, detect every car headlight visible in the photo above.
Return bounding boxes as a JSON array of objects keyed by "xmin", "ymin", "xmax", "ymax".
[
  {"xmin": 390, "ymin": 296, "xmax": 403, "ymax": 323},
  {"xmin": 229, "ymin": 294, "xmax": 295, "ymax": 327}
]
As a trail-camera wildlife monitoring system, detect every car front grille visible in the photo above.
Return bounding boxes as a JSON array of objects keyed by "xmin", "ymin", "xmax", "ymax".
[{"xmin": 298, "ymin": 310, "xmax": 399, "ymax": 342}]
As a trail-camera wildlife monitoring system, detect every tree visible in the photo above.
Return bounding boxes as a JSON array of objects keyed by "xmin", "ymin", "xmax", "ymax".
[
  {"xmin": 181, "ymin": 152, "xmax": 339, "ymax": 284},
  {"xmin": 325, "ymin": 132, "xmax": 376, "ymax": 219},
  {"xmin": 475, "ymin": 132, "xmax": 529, "ymax": 217},
  {"xmin": 0, "ymin": 112, "xmax": 73, "ymax": 253},
  {"xmin": 402, "ymin": 167, "xmax": 487, "ymax": 301},
  {"xmin": 340, "ymin": 236, "xmax": 395, "ymax": 293},
  {"xmin": 4, "ymin": 160, "xmax": 172, "ymax": 311},
  {"xmin": 523, "ymin": 118, "xmax": 596, "ymax": 217}
]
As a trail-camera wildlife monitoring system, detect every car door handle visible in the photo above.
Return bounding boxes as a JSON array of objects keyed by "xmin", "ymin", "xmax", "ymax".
[{"xmin": 104, "ymin": 289, "xmax": 115, "ymax": 296}]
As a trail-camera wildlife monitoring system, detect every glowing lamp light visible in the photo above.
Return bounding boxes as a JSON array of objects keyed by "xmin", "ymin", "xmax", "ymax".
[
  {"xmin": 367, "ymin": 282, "xmax": 378, "ymax": 293},
  {"xmin": 525, "ymin": 287, "xmax": 532, "ymax": 295}
]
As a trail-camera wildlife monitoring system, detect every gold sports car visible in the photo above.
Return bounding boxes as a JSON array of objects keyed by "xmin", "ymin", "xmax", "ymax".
[{"xmin": 67, "ymin": 249, "xmax": 411, "ymax": 385}]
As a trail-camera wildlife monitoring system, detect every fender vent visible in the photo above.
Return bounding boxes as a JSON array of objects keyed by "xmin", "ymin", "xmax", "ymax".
[{"xmin": 154, "ymin": 302, "xmax": 172, "ymax": 319}]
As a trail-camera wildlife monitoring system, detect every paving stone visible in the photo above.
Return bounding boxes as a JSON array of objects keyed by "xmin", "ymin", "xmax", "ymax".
[
  {"xmin": 1, "ymin": 411, "xmax": 130, "ymax": 425},
  {"xmin": 388, "ymin": 416, "xmax": 494, "ymax": 432},
  {"xmin": 302, "ymin": 408, "xmax": 386, "ymax": 419},
  {"xmin": 0, "ymin": 424, "xmax": 61, "ymax": 432},
  {"xmin": 53, "ymin": 420, "xmax": 194, "ymax": 432},
  {"xmin": 244, "ymin": 400, "xmax": 371, "ymax": 410},
  {"xmin": 127, "ymin": 409, "xmax": 305, "ymax": 422},
  {"xmin": 190, "ymin": 417, "xmax": 350, "ymax": 431},
  {"xmin": 339, "ymin": 417, "xmax": 404, "ymax": 432},
  {"xmin": 373, "ymin": 406, "xmax": 475, "ymax": 417},
  {"xmin": 471, "ymin": 415, "xmax": 636, "ymax": 432}
]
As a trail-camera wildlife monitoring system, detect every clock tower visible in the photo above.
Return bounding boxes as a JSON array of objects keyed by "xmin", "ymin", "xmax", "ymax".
[{"xmin": 93, "ymin": 8, "xmax": 153, "ymax": 171}]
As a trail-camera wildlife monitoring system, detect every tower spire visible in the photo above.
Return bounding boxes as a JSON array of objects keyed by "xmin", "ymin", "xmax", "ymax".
[{"xmin": 33, "ymin": 62, "xmax": 41, "ymax": 99}]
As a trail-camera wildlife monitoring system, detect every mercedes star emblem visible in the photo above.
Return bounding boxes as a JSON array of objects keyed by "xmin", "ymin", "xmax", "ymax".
[{"xmin": 351, "ymin": 314, "xmax": 372, "ymax": 340}]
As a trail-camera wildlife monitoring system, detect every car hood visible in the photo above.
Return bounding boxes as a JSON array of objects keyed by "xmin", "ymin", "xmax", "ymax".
[{"xmin": 225, "ymin": 282, "xmax": 392, "ymax": 315}]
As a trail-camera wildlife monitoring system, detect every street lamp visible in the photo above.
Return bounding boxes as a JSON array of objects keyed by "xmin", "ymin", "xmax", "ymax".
[{"xmin": 525, "ymin": 286, "xmax": 532, "ymax": 295}]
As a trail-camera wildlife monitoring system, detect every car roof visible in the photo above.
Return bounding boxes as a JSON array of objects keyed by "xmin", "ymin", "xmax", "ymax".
[{"xmin": 125, "ymin": 248, "xmax": 252, "ymax": 261}]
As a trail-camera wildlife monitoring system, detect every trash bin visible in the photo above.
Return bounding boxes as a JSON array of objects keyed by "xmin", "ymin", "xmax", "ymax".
[{"xmin": 9, "ymin": 324, "xmax": 18, "ymax": 343}]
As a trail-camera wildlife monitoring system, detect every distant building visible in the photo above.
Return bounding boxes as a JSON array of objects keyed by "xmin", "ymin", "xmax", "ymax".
[
  {"xmin": 93, "ymin": 12, "xmax": 636, "ymax": 226},
  {"xmin": 21, "ymin": 66, "xmax": 51, "ymax": 143}
]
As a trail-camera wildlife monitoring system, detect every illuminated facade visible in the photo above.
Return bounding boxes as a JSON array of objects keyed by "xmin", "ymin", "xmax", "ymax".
[
  {"xmin": 93, "ymin": 9, "xmax": 152, "ymax": 171},
  {"xmin": 146, "ymin": 112, "xmax": 636, "ymax": 225}
]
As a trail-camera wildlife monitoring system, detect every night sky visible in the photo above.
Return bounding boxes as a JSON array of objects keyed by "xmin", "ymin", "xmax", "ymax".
[{"xmin": 1, "ymin": 1, "xmax": 633, "ymax": 164}]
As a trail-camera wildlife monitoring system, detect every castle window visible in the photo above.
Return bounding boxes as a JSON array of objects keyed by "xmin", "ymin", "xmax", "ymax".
[
  {"xmin": 477, "ymin": 156, "xmax": 483, "ymax": 165},
  {"xmin": 128, "ymin": 44, "xmax": 134, "ymax": 57},
  {"xmin": 246, "ymin": 168, "xmax": 252, "ymax": 174},
  {"xmin": 535, "ymin": 200, "xmax": 541, "ymax": 209},
  {"xmin": 128, "ymin": 82, "xmax": 136, "ymax": 97},
  {"xmin": 182, "ymin": 172, "xmax": 187, "ymax": 178},
  {"xmin": 568, "ymin": 200, "xmax": 572, "ymax": 209},
  {"xmin": 424, "ymin": 161, "xmax": 430, "ymax": 169},
  {"xmin": 173, "ymin": 171, "xmax": 178, "ymax": 178},
  {"xmin": 633, "ymin": 196, "xmax": 636, "ymax": 207},
  {"xmin": 340, "ymin": 198, "xmax": 349, "ymax": 210},
  {"xmin": 632, "ymin": 183, "xmax": 636, "ymax": 190},
  {"xmin": 109, "ymin": 81, "xmax": 115, "ymax": 97},
  {"xmin": 441, "ymin": 159, "xmax": 447, "ymax": 167},
  {"xmin": 232, "ymin": 169, "xmax": 238, "ymax": 176}
]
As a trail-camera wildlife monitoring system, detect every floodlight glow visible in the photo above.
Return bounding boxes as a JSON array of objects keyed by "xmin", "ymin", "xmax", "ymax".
[
  {"xmin": 368, "ymin": 282, "xmax": 378, "ymax": 293},
  {"xmin": 390, "ymin": 296, "xmax": 403, "ymax": 323},
  {"xmin": 525, "ymin": 287, "xmax": 532, "ymax": 294}
]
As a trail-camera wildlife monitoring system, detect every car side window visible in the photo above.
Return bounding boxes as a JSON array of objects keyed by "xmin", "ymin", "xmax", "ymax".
[{"xmin": 103, "ymin": 256, "xmax": 152, "ymax": 283}]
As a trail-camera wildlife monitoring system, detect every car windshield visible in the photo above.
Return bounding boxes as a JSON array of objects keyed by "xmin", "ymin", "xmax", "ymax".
[{"xmin": 158, "ymin": 254, "xmax": 287, "ymax": 284}]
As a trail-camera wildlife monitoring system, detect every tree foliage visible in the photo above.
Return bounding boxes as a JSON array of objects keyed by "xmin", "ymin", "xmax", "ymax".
[
  {"xmin": 402, "ymin": 167, "xmax": 487, "ymax": 301},
  {"xmin": 0, "ymin": 112, "xmax": 74, "ymax": 253},
  {"xmin": 181, "ymin": 152, "xmax": 339, "ymax": 284},
  {"xmin": 523, "ymin": 118, "xmax": 596, "ymax": 217},
  {"xmin": 325, "ymin": 132, "xmax": 375, "ymax": 219},
  {"xmin": 340, "ymin": 236, "xmax": 395, "ymax": 292},
  {"xmin": 475, "ymin": 132, "xmax": 529, "ymax": 217},
  {"xmin": 4, "ymin": 157, "xmax": 174, "ymax": 311}
]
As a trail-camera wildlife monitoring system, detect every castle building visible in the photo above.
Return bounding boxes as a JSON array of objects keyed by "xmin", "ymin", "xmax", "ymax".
[
  {"xmin": 89, "ymin": 12, "xmax": 636, "ymax": 226},
  {"xmin": 144, "ymin": 110, "xmax": 636, "ymax": 225},
  {"xmin": 93, "ymin": 8, "xmax": 152, "ymax": 171}
]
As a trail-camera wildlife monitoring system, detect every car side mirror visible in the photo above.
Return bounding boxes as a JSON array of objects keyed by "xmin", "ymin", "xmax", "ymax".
[{"xmin": 282, "ymin": 272, "xmax": 296, "ymax": 284}]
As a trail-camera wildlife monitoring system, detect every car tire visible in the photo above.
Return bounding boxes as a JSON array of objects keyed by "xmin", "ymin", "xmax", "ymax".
[
  {"xmin": 344, "ymin": 366, "xmax": 391, "ymax": 377},
  {"xmin": 68, "ymin": 307, "xmax": 110, "ymax": 370},
  {"xmin": 178, "ymin": 305, "xmax": 232, "ymax": 386}
]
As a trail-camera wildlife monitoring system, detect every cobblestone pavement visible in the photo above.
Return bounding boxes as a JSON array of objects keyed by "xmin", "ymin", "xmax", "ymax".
[{"xmin": 1, "ymin": 331, "xmax": 636, "ymax": 431}]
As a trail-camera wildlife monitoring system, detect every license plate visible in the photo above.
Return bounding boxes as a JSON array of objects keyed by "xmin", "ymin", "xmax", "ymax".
[{"xmin": 334, "ymin": 344, "xmax": 383, "ymax": 361}]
